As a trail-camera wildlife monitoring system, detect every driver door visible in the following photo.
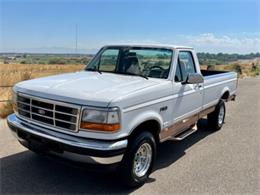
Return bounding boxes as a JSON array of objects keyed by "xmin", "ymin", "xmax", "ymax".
[{"xmin": 171, "ymin": 50, "xmax": 203, "ymax": 129}]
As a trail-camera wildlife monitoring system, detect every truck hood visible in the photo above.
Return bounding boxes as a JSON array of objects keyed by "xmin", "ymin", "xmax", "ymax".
[{"xmin": 15, "ymin": 71, "xmax": 160, "ymax": 107}]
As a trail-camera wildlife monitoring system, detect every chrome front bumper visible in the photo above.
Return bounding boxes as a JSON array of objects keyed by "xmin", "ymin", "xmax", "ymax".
[{"xmin": 7, "ymin": 114, "xmax": 127, "ymax": 165}]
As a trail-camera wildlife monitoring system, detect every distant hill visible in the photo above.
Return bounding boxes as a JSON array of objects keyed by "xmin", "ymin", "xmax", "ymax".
[
  {"xmin": 197, "ymin": 52, "xmax": 260, "ymax": 65},
  {"xmin": 1, "ymin": 52, "xmax": 260, "ymax": 66}
]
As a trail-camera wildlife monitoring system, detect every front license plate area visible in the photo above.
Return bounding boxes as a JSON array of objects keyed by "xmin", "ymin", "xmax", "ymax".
[{"xmin": 25, "ymin": 133, "xmax": 63, "ymax": 154}]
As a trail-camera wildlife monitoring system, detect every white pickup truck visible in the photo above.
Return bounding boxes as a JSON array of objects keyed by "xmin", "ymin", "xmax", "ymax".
[{"xmin": 7, "ymin": 44, "xmax": 237, "ymax": 186}]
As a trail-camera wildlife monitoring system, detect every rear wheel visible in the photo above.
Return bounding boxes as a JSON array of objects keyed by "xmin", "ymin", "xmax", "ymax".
[
  {"xmin": 119, "ymin": 131, "xmax": 156, "ymax": 187},
  {"xmin": 207, "ymin": 100, "xmax": 226, "ymax": 130}
]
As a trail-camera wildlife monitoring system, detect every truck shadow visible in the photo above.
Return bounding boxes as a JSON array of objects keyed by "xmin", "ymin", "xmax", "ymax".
[
  {"xmin": 1, "ymin": 119, "xmax": 215, "ymax": 194},
  {"xmin": 154, "ymin": 118, "xmax": 215, "ymax": 171}
]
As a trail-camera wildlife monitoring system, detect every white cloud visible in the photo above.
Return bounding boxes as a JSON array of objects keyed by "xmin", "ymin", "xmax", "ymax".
[
  {"xmin": 178, "ymin": 33, "xmax": 260, "ymax": 53},
  {"xmin": 1, "ymin": 33, "xmax": 259, "ymax": 54},
  {"xmin": 105, "ymin": 33, "xmax": 260, "ymax": 54}
]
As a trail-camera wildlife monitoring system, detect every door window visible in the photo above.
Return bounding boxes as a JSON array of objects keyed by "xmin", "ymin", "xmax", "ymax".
[
  {"xmin": 174, "ymin": 61, "xmax": 183, "ymax": 82},
  {"xmin": 175, "ymin": 51, "xmax": 196, "ymax": 82}
]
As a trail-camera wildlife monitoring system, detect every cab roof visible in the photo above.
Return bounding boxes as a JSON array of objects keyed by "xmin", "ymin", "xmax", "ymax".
[{"xmin": 103, "ymin": 43, "xmax": 194, "ymax": 50}]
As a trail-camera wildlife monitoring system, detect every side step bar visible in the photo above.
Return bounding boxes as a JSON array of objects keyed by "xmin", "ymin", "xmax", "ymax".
[{"xmin": 170, "ymin": 124, "xmax": 198, "ymax": 141}]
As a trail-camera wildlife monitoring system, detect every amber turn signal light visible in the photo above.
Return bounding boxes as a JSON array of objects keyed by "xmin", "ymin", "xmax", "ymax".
[{"xmin": 80, "ymin": 122, "xmax": 120, "ymax": 132}]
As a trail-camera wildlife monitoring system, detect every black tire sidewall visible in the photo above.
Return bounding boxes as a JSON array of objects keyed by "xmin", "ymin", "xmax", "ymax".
[
  {"xmin": 217, "ymin": 100, "xmax": 226, "ymax": 128},
  {"xmin": 120, "ymin": 131, "xmax": 156, "ymax": 187},
  {"xmin": 208, "ymin": 100, "xmax": 226, "ymax": 130}
]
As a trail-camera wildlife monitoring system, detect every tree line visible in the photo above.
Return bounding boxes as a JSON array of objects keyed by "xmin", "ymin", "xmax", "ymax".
[{"xmin": 197, "ymin": 52, "xmax": 260, "ymax": 65}]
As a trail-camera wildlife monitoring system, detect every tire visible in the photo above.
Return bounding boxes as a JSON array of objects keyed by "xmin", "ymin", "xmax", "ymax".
[
  {"xmin": 119, "ymin": 131, "xmax": 156, "ymax": 187},
  {"xmin": 207, "ymin": 100, "xmax": 226, "ymax": 130}
]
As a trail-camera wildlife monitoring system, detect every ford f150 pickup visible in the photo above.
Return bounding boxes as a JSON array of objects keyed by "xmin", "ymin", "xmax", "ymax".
[{"xmin": 7, "ymin": 44, "xmax": 237, "ymax": 186}]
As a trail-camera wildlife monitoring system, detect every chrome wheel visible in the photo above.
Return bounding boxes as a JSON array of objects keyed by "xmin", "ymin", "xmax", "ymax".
[
  {"xmin": 133, "ymin": 143, "xmax": 152, "ymax": 178},
  {"xmin": 218, "ymin": 105, "xmax": 225, "ymax": 125}
]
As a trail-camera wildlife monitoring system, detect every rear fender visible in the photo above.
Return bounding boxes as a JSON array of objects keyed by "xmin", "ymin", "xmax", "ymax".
[{"xmin": 220, "ymin": 87, "xmax": 230, "ymax": 101}]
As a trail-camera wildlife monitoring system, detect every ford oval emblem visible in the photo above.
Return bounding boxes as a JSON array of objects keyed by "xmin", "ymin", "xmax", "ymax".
[{"xmin": 38, "ymin": 109, "xmax": 45, "ymax": 115}]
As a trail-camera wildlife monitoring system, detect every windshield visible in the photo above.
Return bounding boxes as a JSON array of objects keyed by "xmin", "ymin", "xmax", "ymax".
[{"xmin": 85, "ymin": 46, "xmax": 173, "ymax": 79}]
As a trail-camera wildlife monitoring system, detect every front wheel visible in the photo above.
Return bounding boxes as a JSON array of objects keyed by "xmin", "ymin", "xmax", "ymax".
[
  {"xmin": 119, "ymin": 131, "xmax": 156, "ymax": 187},
  {"xmin": 207, "ymin": 100, "xmax": 226, "ymax": 130}
]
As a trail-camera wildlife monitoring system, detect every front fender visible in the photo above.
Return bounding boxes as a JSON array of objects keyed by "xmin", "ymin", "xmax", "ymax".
[{"xmin": 123, "ymin": 110, "xmax": 163, "ymax": 135}]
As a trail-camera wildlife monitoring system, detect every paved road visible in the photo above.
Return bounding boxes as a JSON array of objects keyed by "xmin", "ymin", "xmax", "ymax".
[{"xmin": 1, "ymin": 77, "xmax": 259, "ymax": 194}]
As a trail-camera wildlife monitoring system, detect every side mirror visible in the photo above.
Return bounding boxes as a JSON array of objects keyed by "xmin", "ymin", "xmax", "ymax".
[{"xmin": 182, "ymin": 73, "xmax": 204, "ymax": 84}]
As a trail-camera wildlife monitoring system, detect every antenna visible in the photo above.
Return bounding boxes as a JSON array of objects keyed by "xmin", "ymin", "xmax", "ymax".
[{"xmin": 75, "ymin": 24, "xmax": 78, "ymax": 54}]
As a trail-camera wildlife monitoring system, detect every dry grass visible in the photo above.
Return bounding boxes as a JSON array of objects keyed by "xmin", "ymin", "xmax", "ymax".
[
  {"xmin": 0, "ymin": 64, "xmax": 84, "ymax": 100},
  {"xmin": 0, "ymin": 101, "xmax": 13, "ymax": 118},
  {"xmin": 201, "ymin": 62, "xmax": 260, "ymax": 78},
  {"xmin": 0, "ymin": 64, "xmax": 84, "ymax": 118},
  {"xmin": 0, "ymin": 63, "xmax": 85, "ymax": 86},
  {"xmin": 0, "ymin": 61, "xmax": 259, "ymax": 118}
]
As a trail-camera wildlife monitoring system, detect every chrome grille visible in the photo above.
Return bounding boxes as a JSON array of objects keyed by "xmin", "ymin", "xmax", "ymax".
[{"xmin": 16, "ymin": 93, "xmax": 80, "ymax": 132}]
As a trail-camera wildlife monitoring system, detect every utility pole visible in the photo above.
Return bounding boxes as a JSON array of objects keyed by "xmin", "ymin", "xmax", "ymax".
[{"xmin": 75, "ymin": 24, "xmax": 78, "ymax": 54}]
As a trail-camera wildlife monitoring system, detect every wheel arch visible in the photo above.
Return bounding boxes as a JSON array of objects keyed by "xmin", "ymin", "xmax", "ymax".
[
  {"xmin": 128, "ymin": 114, "xmax": 163, "ymax": 144},
  {"xmin": 220, "ymin": 87, "xmax": 230, "ymax": 101}
]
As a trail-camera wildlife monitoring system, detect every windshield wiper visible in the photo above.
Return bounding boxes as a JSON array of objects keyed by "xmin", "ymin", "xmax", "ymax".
[
  {"xmin": 85, "ymin": 67, "xmax": 102, "ymax": 74},
  {"xmin": 123, "ymin": 72, "xmax": 149, "ymax": 80}
]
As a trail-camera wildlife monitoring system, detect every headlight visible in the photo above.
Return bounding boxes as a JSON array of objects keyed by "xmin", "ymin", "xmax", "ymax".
[{"xmin": 80, "ymin": 107, "xmax": 120, "ymax": 132}]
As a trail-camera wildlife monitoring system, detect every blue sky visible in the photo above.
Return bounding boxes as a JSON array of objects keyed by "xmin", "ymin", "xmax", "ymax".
[{"xmin": 1, "ymin": 0, "xmax": 260, "ymax": 53}]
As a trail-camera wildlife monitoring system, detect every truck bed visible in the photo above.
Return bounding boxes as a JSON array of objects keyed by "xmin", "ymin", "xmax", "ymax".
[
  {"xmin": 201, "ymin": 69, "xmax": 237, "ymax": 109},
  {"xmin": 201, "ymin": 70, "xmax": 228, "ymax": 77}
]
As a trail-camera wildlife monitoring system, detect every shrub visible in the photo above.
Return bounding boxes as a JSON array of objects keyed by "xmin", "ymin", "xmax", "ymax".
[
  {"xmin": 48, "ymin": 58, "xmax": 66, "ymax": 64},
  {"xmin": 251, "ymin": 63, "xmax": 257, "ymax": 71},
  {"xmin": 0, "ymin": 101, "xmax": 13, "ymax": 118},
  {"xmin": 20, "ymin": 60, "xmax": 31, "ymax": 64},
  {"xmin": 38, "ymin": 60, "xmax": 46, "ymax": 64},
  {"xmin": 233, "ymin": 64, "xmax": 242, "ymax": 74},
  {"xmin": 207, "ymin": 65, "xmax": 215, "ymax": 70},
  {"xmin": 21, "ymin": 72, "xmax": 32, "ymax": 81}
]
